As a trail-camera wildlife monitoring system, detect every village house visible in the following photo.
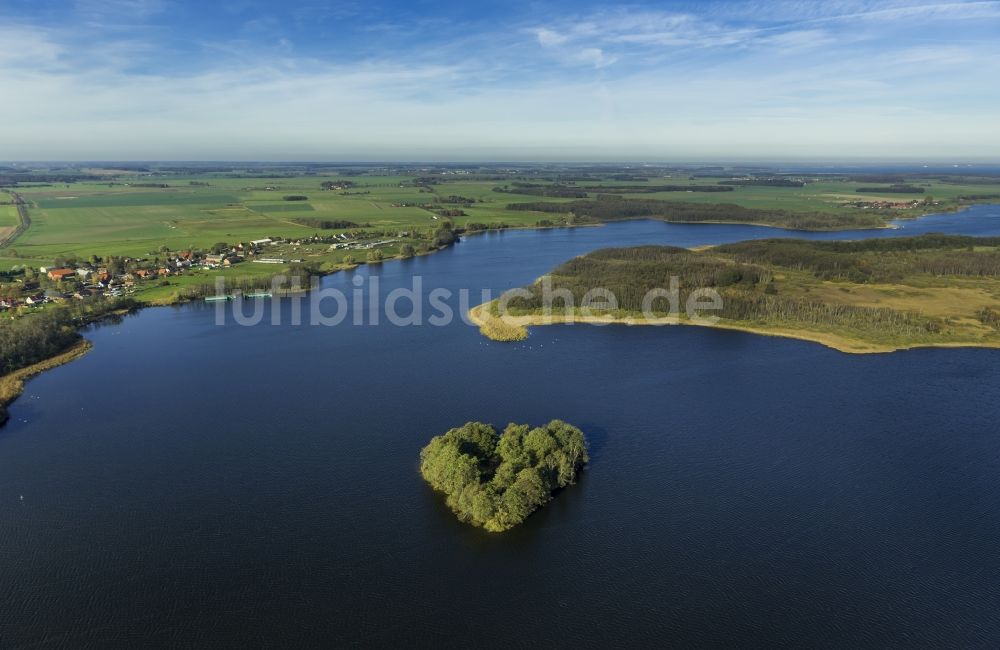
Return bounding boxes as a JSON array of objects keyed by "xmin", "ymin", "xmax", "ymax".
[{"xmin": 47, "ymin": 268, "xmax": 77, "ymax": 282}]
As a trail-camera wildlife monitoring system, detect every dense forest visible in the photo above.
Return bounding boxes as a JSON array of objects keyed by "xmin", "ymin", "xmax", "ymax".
[
  {"xmin": 507, "ymin": 196, "xmax": 885, "ymax": 230},
  {"xmin": 714, "ymin": 234, "xmax": 1000, "ymax": 282},
  {"xmin": 420, "ymin": 420, "xmax": 589, "ymax": 532},
  {"xmin": 508, "ymin": 246, "xmax": 926, "ymax": 335}
]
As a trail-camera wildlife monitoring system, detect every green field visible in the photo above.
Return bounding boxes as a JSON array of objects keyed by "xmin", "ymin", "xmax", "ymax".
[
  {"xmin": 0, "ymin": 203, "xmax": 18, "ymax": 227},
  {"xmin": 474, "ymin": 235, "xmax": 1000, "ymax": 353},
  {"xmin": 3, "ymin": 166, "xmax": 1000, "ymax": 269}
]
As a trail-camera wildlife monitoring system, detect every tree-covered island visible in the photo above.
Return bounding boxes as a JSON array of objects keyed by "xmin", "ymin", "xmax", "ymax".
[{"xmin": 420, "ymin": 420, "xmax": 589, "ymax": 532}]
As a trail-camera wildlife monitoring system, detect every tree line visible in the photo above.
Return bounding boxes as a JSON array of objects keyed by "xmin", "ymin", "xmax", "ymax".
[
  {"xmin": 0, "ymin": 295, "xmax": 136, "ymax": 376},
  {"xmin": 714, "ymin": 235, "xmax": 1000, "ymax": 282},
  {"xmin": 493, "ymin": 184, "xmax": 588, "ymax": 198},
  {"xmin": 856, "ymin": 185, "xmax": 924, "ymax": 194},
  {"xmin": 501, "ymin": 241, "xmax": 1000, "ymax": 341},
  {"xmin": 718, "ymin": 178, "xmax": 805, "ymax": 187},
  {"xmin": 290, "ymin": 218, "xmax": 360, "ymax": 229},
  {"xmin": 506, "ymin": 196, "xmax": 885, "ymax": 230}
]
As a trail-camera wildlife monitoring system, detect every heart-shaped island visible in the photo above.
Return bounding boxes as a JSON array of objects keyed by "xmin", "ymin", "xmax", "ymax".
[{"xmin": 420, "ymin": 420, "xmax": 589, "ymax": 532}]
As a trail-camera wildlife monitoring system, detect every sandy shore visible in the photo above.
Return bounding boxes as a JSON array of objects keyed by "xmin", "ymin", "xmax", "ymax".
[{"xmin": 468, "ymin": 304, "xmax": 1000, "ymax": 355}]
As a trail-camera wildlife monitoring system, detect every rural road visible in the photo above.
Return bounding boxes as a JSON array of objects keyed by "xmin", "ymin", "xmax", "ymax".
[{"xmin": 0, "ymin": 190, "xmax": 30, "ymax": 248}]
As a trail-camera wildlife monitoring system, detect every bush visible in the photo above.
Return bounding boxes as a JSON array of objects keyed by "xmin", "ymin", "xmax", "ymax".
[
  {"xmin": 433, "ymin": 227, "xmax": 457, "ymax": 248},
  {"xmin": 978, "ymin": 308, "xmax": 1000, "ymax": 328}
]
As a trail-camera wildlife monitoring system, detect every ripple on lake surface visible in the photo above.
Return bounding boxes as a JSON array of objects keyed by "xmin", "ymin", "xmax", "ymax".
[{"xmin": 3, "ymin": 211, "xmax": 1000, "ymax": 646}]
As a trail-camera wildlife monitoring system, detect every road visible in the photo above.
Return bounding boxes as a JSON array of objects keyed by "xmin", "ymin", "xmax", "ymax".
[{"xmin": 0, "ymin": 190, "xmax": 30, "ymax": 248}]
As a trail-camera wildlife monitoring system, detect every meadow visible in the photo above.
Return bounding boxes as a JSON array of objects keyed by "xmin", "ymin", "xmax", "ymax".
[
  {"xmin": 0, "ymin": 201, "xmax": 18, "ymax": 226},
  {"xmin": 3, "ymin": 166, "xmax": 1000, "ymax": 272},
  {"xmin": 479, "ymin": 236, "xmax": 1000, "ymax": 353},
  {"xmin": 0, "ymin": 203, "xmax": 19, "ymax": 242}
]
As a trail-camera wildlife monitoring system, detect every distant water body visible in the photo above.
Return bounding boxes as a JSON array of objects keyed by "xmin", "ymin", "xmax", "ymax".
[
  {"xmin": 3, "ymin": 205, "xmax": 1000, "ymax": 647},
  {"xmin": 776, "ymin": 163, "xmax": 1000, "ymax": 175}
]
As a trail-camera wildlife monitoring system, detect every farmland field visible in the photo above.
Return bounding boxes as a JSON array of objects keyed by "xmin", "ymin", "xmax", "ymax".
[
  {"xmin": 0, "ymin": 202, "xmax": 19, "ymax": 228},
  {"xmin": 2, "ymin": 166, "xmax": 1000, "ymax": 268},
  {"xmin": 0, "ymin": 193, "xmax": 23, "ymax": 248}
]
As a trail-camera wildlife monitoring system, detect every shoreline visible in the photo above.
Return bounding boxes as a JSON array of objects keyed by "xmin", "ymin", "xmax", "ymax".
[
  {"xmin": 14, "ymin": 200, "xmax": 991, "ymax": 311},
  {"xmin": 467, "ymin": 304, "xmax": 1000, "ymax": 355},
  {"xmin": 146, "ymin": 200, "xmax": 989, "ymax": 308},
  {"xmin": 0, "ymin": 339, "xmax": 93, "ymax": 426},
  {"xmin": 2, "ymin": 202, "xmax": 996, "ymax": 425}
]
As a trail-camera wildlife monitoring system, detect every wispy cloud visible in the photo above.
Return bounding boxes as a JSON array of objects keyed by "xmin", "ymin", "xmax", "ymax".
[
  {"xmin": 74, "ymin": 0, "xmax": 165, "ymax": 19},
  {"xmin": 526, "ymin": 0, "xmax": 1000, "ymax": 59},
  {"xmin": 0, "ymin": 24, "xmax": 64, "ymax": 68},
  {"xmin": 531, "ymin": 27, "xmax": 617, "ymax": 68},
  {"xmin": 0, "ymin": 0, "xmax": 998, "ymax": 160}
]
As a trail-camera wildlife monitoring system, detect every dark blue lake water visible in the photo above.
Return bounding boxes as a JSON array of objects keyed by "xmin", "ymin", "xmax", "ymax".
[{"xmin": 3, "ymin": 206, "xmax": 1000, "ymax": 647}]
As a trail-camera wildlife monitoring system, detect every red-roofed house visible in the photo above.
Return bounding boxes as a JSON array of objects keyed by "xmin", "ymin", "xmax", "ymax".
[{"xmin": 47, "ymin": 268, "xmax": 76, "ymax": 282}]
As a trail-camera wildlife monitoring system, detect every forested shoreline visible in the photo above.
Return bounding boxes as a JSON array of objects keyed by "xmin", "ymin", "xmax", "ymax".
[
  {"xmin": 0, "ymin": 295, "xmax": 137, "ymax": 377},
  {"xmin": 0, "ymin": 295, "xmax": 137, "ymax": 424},
  {"xmin": 506, "ymin": 196, "xmax": 887, "ymax": 230},
  {"xmin": 484, "ymin": 234, "xmax": 1000, "ymax": 352}
]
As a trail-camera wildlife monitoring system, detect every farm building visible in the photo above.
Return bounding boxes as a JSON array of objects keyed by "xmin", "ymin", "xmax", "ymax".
[{"xmin": 47, "ymin": 268, "xmax": 76, "ymax": 282}]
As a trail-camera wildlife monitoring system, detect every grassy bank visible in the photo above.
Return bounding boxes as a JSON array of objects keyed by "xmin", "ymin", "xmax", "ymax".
[
  {"xmin": 469, "ymin": 302, "xmax": 1000, "ymax": 354},
  {"xmin": 471, "ymin": 236, "xmax": 1000, "ymax": 354}
]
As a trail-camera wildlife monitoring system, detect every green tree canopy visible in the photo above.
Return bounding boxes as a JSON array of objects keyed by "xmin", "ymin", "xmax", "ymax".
[{"xmin": 420, "ymin": 420, "xmax": 588, "ymax": 532}]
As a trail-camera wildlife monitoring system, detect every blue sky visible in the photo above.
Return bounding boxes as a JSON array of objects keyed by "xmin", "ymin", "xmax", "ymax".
[{"xmin": 1, "ymin": 0, "xmax": 999, "ymax": 160}]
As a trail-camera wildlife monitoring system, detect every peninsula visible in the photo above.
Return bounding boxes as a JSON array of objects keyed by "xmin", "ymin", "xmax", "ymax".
[{"xmin": 471, "ymin": 234, "xmax": 1000, "ymax": 354}]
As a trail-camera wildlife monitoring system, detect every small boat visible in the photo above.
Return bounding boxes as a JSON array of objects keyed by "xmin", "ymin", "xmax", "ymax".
[{"xmin": 204, "ymin": 295, "xmax": 232, "ymax": 302}]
